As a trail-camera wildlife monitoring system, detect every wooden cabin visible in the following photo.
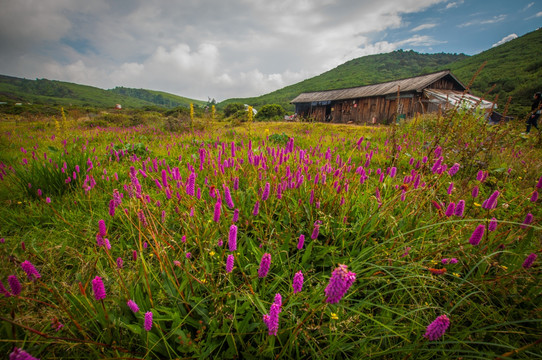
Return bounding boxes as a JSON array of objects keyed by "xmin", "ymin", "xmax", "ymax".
[{"xmin": 291, "ymin": 70, "xmax": 471, "ymax": 124}]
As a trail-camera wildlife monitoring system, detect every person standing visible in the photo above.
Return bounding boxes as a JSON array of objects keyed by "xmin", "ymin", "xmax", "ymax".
[{"xmin": 526, "ymin": 92, "xmax": 541, "ymax": 134}]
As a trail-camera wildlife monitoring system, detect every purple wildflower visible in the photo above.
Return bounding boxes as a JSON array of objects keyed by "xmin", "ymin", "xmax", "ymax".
[
  {"xmin": 531, "ymin": 191, "xmax": 539, "ymax": 202},
  {"xmin": 401, "ymin": 247, "xmax": 411, "ymax": 258},
  {"xmin": 488, "ymin": 217, "xmax": 497, "ymax": 232},
  {"xmin": 522, "ymin": 253, "xmax": 537, "ymax": 269},
  {"xmin": 9, "ymin": 348, "xmax": 40, "ymax": 360},
  {"xmin": 223, "ymin": 186, "xmax": 234, "ymax": 209},
  {"xmin": 233, "ymin": 208, "xmax": 239, "ymax": 223},
  {"xmin": 469, "ymin": 224, "xmax": 485, "ymax": 246},
  {"xmin": 108, "ymin": 199, "xmax": 116, "ymax": 217},
  {"xmin": 228, "ymin": 225, "xmax": 238, "ymax": 251},
  {"xmin": 213, "ymin": 201, "xmax": 221, "ymax": 222},
  {"xmin": 441, "ymin": 258, "xmax": 448, "ymax": 264},
  {"xmin": 226, "ymin": 254, "xmax": 234, "ymax": 273},
  {"xmin": 454, "ymin": 200, "xmax": 465, "ymax": 217},
  {"xmin": 292, "ymin": 271, "xmax": 304, "ymax": 294},
  {"xmin": 91, "ymin": 276, "xmax": 106, "ymax": 301},
  {"xmin": 98, "ymin": 219, "xmax": 107, "ymax": 237},
  {"xmin": 297, "ymin": 234, "xmax": 305, "ymax": 250},
  {"xmin": 324, "ymin": 264, "xmax": 356, "ymax": 304},
  {"xmin": 521, "ymin": 213, "xmax": 533, "ymax": 229},
  {"xmin": 185, "ymin": 252, "xmax": 192, "ymax": 259},
  {"xmin": 252, "ymin": 200, "xmax": 260, "ymax": 216},
  {"xmin": 424, "ymin": 315, "xmax": 450, "ymax": 341},
  {"xmin": 262, "ymin": 182, "xmax": 270, "ymax": 201},
  {"xmin": 263, "ymin": 293, "xmax": 282, "ymax": 336},
  {"xmin": 471, "ymin": 186, "xmax": 479, "ymax": 198},
  {"xmin": 448, "ymin": 163, "xmax": 460, "ymax": 176},
  {"xmin": 258, "ymin": 253, "xmax": 271, "ymax": 278},
  {"xmin": 186, "ymin": 172, "xmax": 196, "ymax": 196},
  {"xmin": 8, "ymin": 275, "xmax": 21, "ymax": 296},
  {"xmin": 144, "ymin": 311, "xmax": 153, "ymax": 331},
  {"xmin": 116, "ymin": 257, "xmax": 123, "ymax": 269},
  {"xmin": 447, "ymin": 182, "xmax": 454, "ymax": 195},
  {"xmin": 536, "ymin": 175, "xmax": 542, "ymax": 189},
  {"xmin": 483, "ymin": 190, "xmax": 500, "ymax": 210},
  {"xmin": 449, "ymin": 258, "xmax": 458, "ymax": 264},
  {"xmin": 311, "ymin": 223, "xmax": 320, "ymax": 240},
  {"xmin": 132, "ymin": 250, "xmax": 137, "ymax": 261},
  {"xmin": 445, "ymin": 202, "xmax": 455, "ymax": 217},
  {"xmin": 127, "ymin": 299, "xmax": 139, "ymax": 313},
  {"xmin": 20, "ymin": 260, "xmax": 41, "ymax": 281}
]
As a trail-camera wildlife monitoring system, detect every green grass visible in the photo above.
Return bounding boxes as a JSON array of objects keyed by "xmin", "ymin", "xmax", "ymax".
[{"xmin": 0, "ymin": 108, "xmax": 541, "ymax": 359}]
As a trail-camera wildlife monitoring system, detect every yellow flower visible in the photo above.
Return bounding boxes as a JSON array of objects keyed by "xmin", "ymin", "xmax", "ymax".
[
  {"xmin": 209, "ymin": 251, "xmax": 215, "ymax": 257},
  {"xmin": 501, "ymin": 265, "xmax": 508, "ymax": 270},
  {"xmin": 331, "ymin": 313, "xmax": 339, "ymax": 320},
  {"xmin": 453, "ymin": 273, "xmax": 461, "ymax": 277},
  {"xmin": 474, "ymin": 202, "xmax": 481, "ymax": 207},
  {"xmin": 201, "ymin": 279, "xmax": 207, "ymax": 284}
]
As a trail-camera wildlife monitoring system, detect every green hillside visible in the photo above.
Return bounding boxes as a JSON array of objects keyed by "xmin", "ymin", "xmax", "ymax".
[
  {"xmin": 0, "ymin": 75, "xmax": 205, "ymax": 109},
  {"xmin": 222, "ymin": 28, "xmax": 541, "ymax": 116},
  {"xmin": 220, "ymin": 51, "xmax": 468, "ymax": 111},
  {"xmin": 449, "ymin": 28, "xmax": 542, "ymax": 116},
  {"xmin": 110, "ymin": 87, "xmax": 207, "ymax": 108}
]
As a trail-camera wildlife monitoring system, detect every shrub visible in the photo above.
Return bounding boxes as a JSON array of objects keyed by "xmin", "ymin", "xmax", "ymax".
[
  {"xmin": 223, "ymin": 103, "xmax": 244, "ymax": 117},
  {"xmin": 255, "ymin": 104, "xmax": 286, "ymax": 121}
]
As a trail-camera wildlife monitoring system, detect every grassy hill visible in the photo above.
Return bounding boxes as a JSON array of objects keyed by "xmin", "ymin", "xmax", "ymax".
[
  {"xmin": 220, "ymin": 51, "xmax": 468, "ymax": 111},
  {"xmin": 449, "ymin": 28, "xmax": 542, "ymax": 116},
  {"xmin": 0, "ymin": 75, "xmax": 206, "ymax": 109},
  {"xmin": 221, "ymin": 28, "xmax": 542, "ymax": 116}
]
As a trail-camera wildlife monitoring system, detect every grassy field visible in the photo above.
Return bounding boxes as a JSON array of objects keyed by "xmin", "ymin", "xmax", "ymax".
[{"xmin": 0, "ymin": 108, "xmax": 541, "ymax": 359}]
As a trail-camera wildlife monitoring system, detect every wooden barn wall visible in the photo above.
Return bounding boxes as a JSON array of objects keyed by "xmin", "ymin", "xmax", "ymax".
[
  {"xmin": 302, "ymin": 94, "xmax": 421, "ymax": 124},
  {"xmin": 296, "ymin": 77, "xmax": 462, "ymax": 124}
]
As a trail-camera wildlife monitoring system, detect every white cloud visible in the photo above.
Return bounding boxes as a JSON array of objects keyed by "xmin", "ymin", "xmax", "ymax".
[
  {"xmin": 537, "ymin": 11, "xmax": 542, "ymax": 17},
  {"xmin": 481, "ymin": 15, "xmax": 507, "ymax": 24},
  {"xmin": 523, "ymin": 2, "xmax": 535, "ymax": 11},
  {"xmin": 492, "ymin": 33, "xmax": 518, "ymax": 47},
  {"xmin": 411, "ymin": 23, "xmax": 437, "ymax": 32},
  {"xmin": 458, "ymin": 14, "xmax": 506, "ymax": 28},
  {"xmin": 0, "ymin": 0, "xmax": 455, "ymax": 101},
  {"xmin": 445, "ymin": 1, "xmax": 464, "ymax": 10}
]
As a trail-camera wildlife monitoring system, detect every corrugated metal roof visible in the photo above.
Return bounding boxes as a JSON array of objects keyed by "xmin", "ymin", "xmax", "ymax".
[
  {"xmin": 424, "ymin": 89, "xmax": 496, "ymax": 110},
  {"xmin": 291, "ymin": 70, "xmax": 465, "ymax": 103}
]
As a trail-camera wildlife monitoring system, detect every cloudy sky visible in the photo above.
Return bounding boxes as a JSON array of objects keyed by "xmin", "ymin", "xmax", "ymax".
[{"xmin": 0, "ymin": 0, "xmax": 540, "ymax": 101}]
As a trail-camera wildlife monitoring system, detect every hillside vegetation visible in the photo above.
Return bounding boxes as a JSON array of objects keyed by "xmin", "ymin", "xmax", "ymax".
[
  {"xmin": 0, "ymin": 75, "xmax": 205, "ymax": 109},
  {"xmin": 220, "ymin": 52, "xmax": 468, "ymax": 111},
  {"xmin": 222, "ymin": 28, "xmax": 542, "ymax": 116}
]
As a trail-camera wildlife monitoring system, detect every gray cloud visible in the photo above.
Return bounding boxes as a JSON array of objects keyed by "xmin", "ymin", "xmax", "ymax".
[{"xmin": 0, "ymin": 0, "xmax": 448, "ymax": 101}]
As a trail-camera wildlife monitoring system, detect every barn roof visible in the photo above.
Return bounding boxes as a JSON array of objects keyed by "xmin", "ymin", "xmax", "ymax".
[{"xmin": 291, "ymin": 70, "xmax": 466, "ymax": 103}]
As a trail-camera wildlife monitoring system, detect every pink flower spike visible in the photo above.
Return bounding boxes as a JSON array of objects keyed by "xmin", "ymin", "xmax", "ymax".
[
  {"xmin": 292, "ymin": 271, "xmax": 304, "ymax": 293},
  {"xmin": 424, "ymin": 315, "xmax": 450, "ymax": 341},
  {"xmin": 324, "ymin": 264, "xmax": 356, "ymax": 304},
  {"xmin": 20, "ymin": 260, "xmax": 41, "ymax": 281},
  {"xmin": 127, "ymin": 299, "xmax": 139, "ymax": 313},
  {"xmin": 91, "ymin": 276, "xmax": 106, "ymax": 301},
  {"xmin": 226, "ymin": 254, "xmax": 234, "ymax": 273},
  {"xmin": 144, "ymin": 311, "xmax": 153, "ymax": 331},
  {"xmin": 469, "ymin": 224, "xmax": 485, "ymax": 246},
  {"xmin": 258, "ymin": 253, "xmax": 271, "ymax": 278}
]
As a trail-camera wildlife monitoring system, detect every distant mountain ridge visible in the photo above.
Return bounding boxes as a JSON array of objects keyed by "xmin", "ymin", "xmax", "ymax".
[{"xmin": 0, "ymin": 75, "xmax": 206, "ymax": 109}]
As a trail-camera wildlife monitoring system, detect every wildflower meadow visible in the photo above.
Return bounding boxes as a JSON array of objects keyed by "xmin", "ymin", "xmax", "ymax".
[{"xmin": 0, "ymin": 107, "xmax": 541, "ymax": 359}]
